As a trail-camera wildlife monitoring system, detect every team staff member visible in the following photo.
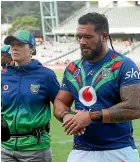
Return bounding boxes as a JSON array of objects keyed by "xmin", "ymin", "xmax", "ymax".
[{"xmin": 1, "ymin": 29, "xmax": 60, "ymax": 162}]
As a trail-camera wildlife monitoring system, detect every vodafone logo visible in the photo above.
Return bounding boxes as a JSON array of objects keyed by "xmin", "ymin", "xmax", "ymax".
[
  {"xmin": 3, "ymin": 85, "xmax": 9, "ymax": 91},
  {"xmin": 79, "ymin": 86, "xmax": 97, "ymax": 106}
]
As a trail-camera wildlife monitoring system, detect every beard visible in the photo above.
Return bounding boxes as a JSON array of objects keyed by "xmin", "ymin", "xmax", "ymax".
[{"xmin": 81, "ymin": 39, "xmax": 103, "ymax": 61}]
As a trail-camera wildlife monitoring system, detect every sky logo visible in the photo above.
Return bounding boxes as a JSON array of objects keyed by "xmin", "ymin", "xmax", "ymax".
[{"xmin": 125, "ymin": 68, "xmax": 140, "ymax": 80}]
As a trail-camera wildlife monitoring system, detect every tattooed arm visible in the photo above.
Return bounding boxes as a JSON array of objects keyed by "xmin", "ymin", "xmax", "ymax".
[
  {"xmin": 89, "ymin": 84, "xmax": 140, "ymax": 123},
  {"xmin": 91, "ymin": 57, "xmax": 140, "ymax": 123},
  {"xmin": 102, "ymin": 84, "xmax": 140, "ymax": 123}
]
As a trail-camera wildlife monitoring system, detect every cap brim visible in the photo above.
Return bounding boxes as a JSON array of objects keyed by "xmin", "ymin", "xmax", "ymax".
[{"xmin": 4, "ymin": 36, "xmax": 28, "ymax": 45}]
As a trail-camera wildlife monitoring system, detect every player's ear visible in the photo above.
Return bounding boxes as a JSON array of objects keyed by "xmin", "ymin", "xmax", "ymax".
[{"xmin": 102, "ymin": 32, "xmax": 108, "ymax": 42}]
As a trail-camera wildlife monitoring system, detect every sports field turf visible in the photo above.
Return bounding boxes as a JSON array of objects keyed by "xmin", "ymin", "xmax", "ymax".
[{"xmin": 50, "ymin": 70, "xmax": 140, "ymax": 162}]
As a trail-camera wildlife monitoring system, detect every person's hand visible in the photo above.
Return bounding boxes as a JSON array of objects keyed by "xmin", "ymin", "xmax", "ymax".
[
  {"xmin": 62, "ymin": 113, "xmax": 86, "ymax": 136},
  {"xmin": 62, "ymin": 109, "xmax": 92, "ymax": 135},
  {"xmin": 73, "ymin": 128, "xmax": 86, "ymax": 136}
]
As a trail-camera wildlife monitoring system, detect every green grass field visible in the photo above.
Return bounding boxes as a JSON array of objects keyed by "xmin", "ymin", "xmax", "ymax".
[{"xmin": 50, "ymin": 70, "xmax": 140, "ymax": 162}]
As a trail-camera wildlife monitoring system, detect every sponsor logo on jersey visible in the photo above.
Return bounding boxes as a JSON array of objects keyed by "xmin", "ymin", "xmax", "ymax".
[
  {"xmin": 125, "ymin": 68, "xmax": 140, "ymax": 80},
  {"xmin": 87, "ymin": 70, "xmax": 95, "ymax": 76},
  {"xmin": 3, "ymin": 85, "xmax": 9, "ymax": 91},
  {"xmin": 30, "ymin": 84, "xmax": 40, "ymax": 94},
  {"xmin": 79, "ymin": 86, "xmax": 97, "ymax": 106}
]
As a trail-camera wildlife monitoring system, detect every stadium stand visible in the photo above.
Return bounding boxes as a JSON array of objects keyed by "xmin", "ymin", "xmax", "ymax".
[
  {"xmin": 37, "ymin": 5, "xmax": 140, "ymax": 68},
  {"xmin": 52, "ymin": 7, "xmax": 140, "ymax": 34}
]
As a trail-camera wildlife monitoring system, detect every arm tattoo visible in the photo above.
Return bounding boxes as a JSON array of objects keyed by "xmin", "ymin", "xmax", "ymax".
[{"xmin": 103, "ymin": 84, "xmax": 140, "ymax": 123}]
